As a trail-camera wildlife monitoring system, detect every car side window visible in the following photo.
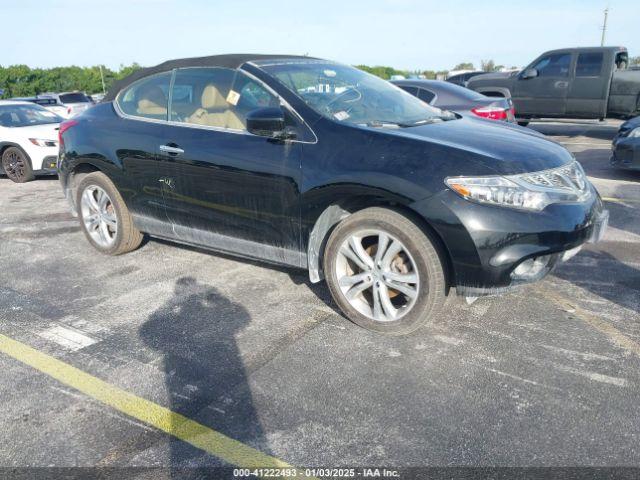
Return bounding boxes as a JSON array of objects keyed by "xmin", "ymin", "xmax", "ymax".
[
  {"xmin": 532, "ymin": 53, "xmax": 572, "ymax": 78},
  {"xmin": 416, "ymin": 88, "xmax": 436, "ymax": 104},
  {"xmin": 398, "ymin": 86, "xmax": 418, "ymax": 96},
  {"xmin": 168, "ymin": 68, "xmax": 280, "ymax": 131},
  {"xmin": 116, "ymin": 72, "xmax": 172, "ymax": 120},
  {"xmin": 576, "ymin": 53, "xmax": 604, "ymax": 77},
  {"xmin": 615, "ymin": 52, "xmax": 628, "ymax": 70}
]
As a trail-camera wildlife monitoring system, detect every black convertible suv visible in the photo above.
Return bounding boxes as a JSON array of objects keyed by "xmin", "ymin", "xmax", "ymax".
[{"xmin": 58, "ymin": 54, "xmax": 608, "ymax": 334}]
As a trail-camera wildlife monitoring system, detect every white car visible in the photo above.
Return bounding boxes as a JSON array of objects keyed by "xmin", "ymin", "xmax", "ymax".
[
  {"xmin": 33, "ymin": 97, "xmax": 69, "ymax": 118},
  {"xmin": 38, "ymin": 92, "xmax": 94, "ymax": 118},
  {"xmin": 0, "ymin": 101, "xmax": 62, "ymax": 183}
]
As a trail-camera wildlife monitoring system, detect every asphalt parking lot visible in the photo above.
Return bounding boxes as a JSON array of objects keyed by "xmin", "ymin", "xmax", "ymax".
[{"xmin": 1, "ymin": 120, "xmax": 639, "ymax": 477}]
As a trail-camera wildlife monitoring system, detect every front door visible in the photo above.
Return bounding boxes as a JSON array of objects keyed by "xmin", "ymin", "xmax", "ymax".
[
  {"xmin": 112, "ymin": 71, "xmax": 173, "ymax": 228},
  {"xmin": 157, "ymin": 67, "xmax": 305, "ymax": 267},
  {"xmin": 513, "ymin": 52, "xmax": 573, "ymax": 116}
]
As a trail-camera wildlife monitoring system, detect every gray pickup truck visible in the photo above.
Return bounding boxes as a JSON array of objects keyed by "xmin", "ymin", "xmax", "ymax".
[{"xmin": 467, "ymin": 47, "xmax": 640, "ymax": 125}]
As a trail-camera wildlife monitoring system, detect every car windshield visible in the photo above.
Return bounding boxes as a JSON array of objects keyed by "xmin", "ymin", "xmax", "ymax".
[
  {"xmin": 0, "ymin": 104, "xmax": 63, "ymax": 127},
  {"xmin": 258, "ymin": 60, "xmax": 452, "ymax": 127}
]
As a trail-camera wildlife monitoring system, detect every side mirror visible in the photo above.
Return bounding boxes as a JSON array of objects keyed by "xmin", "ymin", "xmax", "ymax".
[
  {"xmin": 246, "ymin": 107, "xmax": 294, "ymax": 139},
  {"xmin": 521, "ymin": 68, "xmax": 538, "ymax": 79}
]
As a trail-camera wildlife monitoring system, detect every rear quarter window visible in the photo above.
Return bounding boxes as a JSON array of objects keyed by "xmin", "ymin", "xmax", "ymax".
[
  {"xmin": 398, "ymin": 86, "xmax": 419, "ymax": 96},
  {"xmin": 575, "ymin": 52, "xmax": 604, "ymax": 77},
  {"xmin": 416, "ymin": 88, "xmax": 436, "ymax": 104},
  {"xmin": 116, "ymin": 72, "xmax": 172, "ymax": 120}
]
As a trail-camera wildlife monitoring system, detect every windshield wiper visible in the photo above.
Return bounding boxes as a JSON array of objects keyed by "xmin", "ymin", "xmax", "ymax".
[{"xmin": 365, "ymin": 118, "xmax": 444, "ymax": 128}]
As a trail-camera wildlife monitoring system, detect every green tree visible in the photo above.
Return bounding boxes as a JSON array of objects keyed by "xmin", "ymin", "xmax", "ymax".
[
  {"xmin": 453, "ymin": 62, "xmax": 474, "ymax": 70},
  {"xmin": 0, "ymin": 63, "xmax": 142, "ymax": 99},
  {"xmin": 480, "ymin": 59, "xmax": 496, "ymax": 72},
  {"xmin": 629, "ymin": 56, "xmax": 640, "ymax": 66},
  {"xmin": 355, "ymin": 65, "xmax": 411, "ymax": 79}
]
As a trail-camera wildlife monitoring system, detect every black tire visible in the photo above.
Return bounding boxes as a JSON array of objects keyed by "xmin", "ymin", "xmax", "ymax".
[
  {"xmin": 2, "ymin": 146, "xmax": 34, "ymax": 183},
  {"xmin": 517, "ymin": 121, "xmax": 530, "ymax": 127},
  {"xmin": 323, "ymin": 207, "xmax": 446, "ymax": 335},
  {"xmin": 76, "ymin": 171, "xmax": 143, "ymax": 255}
]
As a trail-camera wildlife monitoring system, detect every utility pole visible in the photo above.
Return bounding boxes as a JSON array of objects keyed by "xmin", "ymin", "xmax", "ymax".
[
  {"xmin": 99, "ymin": 65, "xmax": 106, "ymax": 95},
  {"xmin": 600, "ymin": 7, "xmax": 609, "ymax": 46}
]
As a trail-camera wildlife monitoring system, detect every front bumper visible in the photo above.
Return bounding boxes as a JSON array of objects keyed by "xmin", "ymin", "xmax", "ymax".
[
  {"xmin": 37, "ymin": 156, "xmax": 58, "ymax": 173},
  {"xmin": 610, "ymin": 137, "xmax": 640, "ymax": 171},
  {"xmin": 410, "ymin": 187, "xmax": 607, "ymax": 295}
]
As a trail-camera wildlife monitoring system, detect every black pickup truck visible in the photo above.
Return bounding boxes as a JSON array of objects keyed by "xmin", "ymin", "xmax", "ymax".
[{"xmin": 467, "ymin": 47, "xmax": 640, "ymax": 125}]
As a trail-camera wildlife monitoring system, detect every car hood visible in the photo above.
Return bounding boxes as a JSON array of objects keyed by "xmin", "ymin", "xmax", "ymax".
[
  {"xmin": 8, "ymin": 123, "xmax": 60, "ymax": 140},
  {"xmin": 382, "ymin": 117, "xmax": 573, "ymax": 175}
]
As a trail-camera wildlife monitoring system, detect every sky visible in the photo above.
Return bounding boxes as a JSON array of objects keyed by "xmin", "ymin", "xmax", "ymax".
[{"xmin": 1, "ymin": 0, "xmax": 638, "ymax": 71}]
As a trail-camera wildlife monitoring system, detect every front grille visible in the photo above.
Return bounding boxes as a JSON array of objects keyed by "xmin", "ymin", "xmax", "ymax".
[{"xmin": 519, "ymin": 161, "xmax": 587, "ymax": 193}]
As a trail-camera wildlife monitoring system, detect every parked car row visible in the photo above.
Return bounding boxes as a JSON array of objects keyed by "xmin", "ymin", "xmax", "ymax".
[
  {"xmin": 11, "ymin": 91, "xmax": 96, "ymax": 119},
  {"xmin": 54, "ymin": 53, "xmax": 610, "ymax": 335},
  {"xmin": 466, "ymin": 46, "xmax": 640, "ymax": 125}
]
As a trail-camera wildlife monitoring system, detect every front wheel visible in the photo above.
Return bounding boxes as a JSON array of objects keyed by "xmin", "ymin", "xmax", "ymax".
[
  {"xmin": 323, "ymin": 207, "xmax": 446, "ymax": 335},
  {"xmin": 76, "ymin": 172, "xmax": 143, "ymax": 255},
  {"xmin": 2, "ymin": 147, "xmax": 34, "ymax": 183}
]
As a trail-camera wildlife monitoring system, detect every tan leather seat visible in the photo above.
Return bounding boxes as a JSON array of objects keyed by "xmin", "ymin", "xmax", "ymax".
[
  {"xmin": 186, "ymin": 84, "xmax": 244, "ymax": 130},
  {"xmin": 136, "ymin": 85, "xmax": 167, "ymax": 116}
]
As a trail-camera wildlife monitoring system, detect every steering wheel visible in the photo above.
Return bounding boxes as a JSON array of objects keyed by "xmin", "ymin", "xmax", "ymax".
[{"xmin": 323, "ymin": 88, "xmax": 362, "ymax": 115}]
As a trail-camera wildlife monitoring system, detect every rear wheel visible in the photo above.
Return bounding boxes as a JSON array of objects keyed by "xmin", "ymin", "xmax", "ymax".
[
  {"xmin": 76, "ymin": 171, "xmax": 143, "ymax": 255},
  {"xmin": 517, "ymin": 121, "xmax": 530, "ymax": 127},
  {"xmin": 323, "ymin": 207, "xmax": 446, "ymax": 335},
  {"xmin": 2, "ymin": 147, "xmax": 34, "ymax": 183}
]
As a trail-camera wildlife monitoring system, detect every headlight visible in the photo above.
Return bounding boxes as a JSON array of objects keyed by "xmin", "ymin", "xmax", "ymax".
[
  {"xmin": 628, "ymin": 127, "xmax": 640, "ymax": 138},
  {"xmin": 446, "ymin": 160, "xmax": 592, "ymax": 211},
  {"xmin": 28, "ymin": 138, "xmax": 57, "ymax": 147}
]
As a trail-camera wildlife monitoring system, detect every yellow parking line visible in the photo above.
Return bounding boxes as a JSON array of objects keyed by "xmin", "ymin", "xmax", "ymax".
[
  {"xmin": 537, "ymin": 289, "xmax": 640, "ymax": 358},
  {"xmin": 0, "ymin": 333, "xmax": 312, "ymax": 475}
]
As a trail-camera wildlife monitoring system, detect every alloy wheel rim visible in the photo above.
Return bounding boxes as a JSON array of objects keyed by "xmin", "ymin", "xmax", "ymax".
[
  {"xmin": 335, "ymin": 229, "xmax": 420, "ymax": 322},
  {"xmin": 80, "ymin": 186, "xmax": 117, "ymax": 248},
  {"xmin": 4, "ymin": 151, "xmax": 25, "ymax": 179}
]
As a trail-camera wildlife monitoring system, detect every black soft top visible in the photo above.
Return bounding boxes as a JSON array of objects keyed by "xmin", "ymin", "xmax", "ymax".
[{"xmin": 103, "ymin": 53, "xmax": 316, "ymax": 102}]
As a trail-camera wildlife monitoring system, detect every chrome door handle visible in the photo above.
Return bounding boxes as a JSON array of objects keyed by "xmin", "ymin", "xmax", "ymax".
[{"xmin": 159, "ymin": 145, "xmax": 184, "ymax": 155}]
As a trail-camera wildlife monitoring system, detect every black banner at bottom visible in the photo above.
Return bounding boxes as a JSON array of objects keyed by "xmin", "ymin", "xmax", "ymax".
[{"xmin": 0, "ymin": 467, "xmax": 639, "ymax": 480}]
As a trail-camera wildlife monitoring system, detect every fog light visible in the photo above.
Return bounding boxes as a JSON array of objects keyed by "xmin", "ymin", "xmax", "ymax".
[{"xmin": 511, "ymin": 255, "xmax": 551, "ymax": 281}]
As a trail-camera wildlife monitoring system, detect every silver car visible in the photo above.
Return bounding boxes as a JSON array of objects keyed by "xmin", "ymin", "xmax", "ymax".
[{"xmin": 391, "ymin": 79, "xmax": 516, "ymax": 123}]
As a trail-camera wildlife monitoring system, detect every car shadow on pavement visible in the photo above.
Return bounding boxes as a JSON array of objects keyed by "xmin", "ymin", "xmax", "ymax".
[
  {"xmin": 152, "ymin": 237, "xmax": 343, "ymax": 317},
  {"xmin": 554, "ymin": 250, "xmax": 640, "ymax": 312},
  {"xmin": 139, "ymin": 276, "xmax": 272, "ymax": 475},
  {"xmin": 605, "ymin": 200, "xmax": 640, "ymax": 237}
]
